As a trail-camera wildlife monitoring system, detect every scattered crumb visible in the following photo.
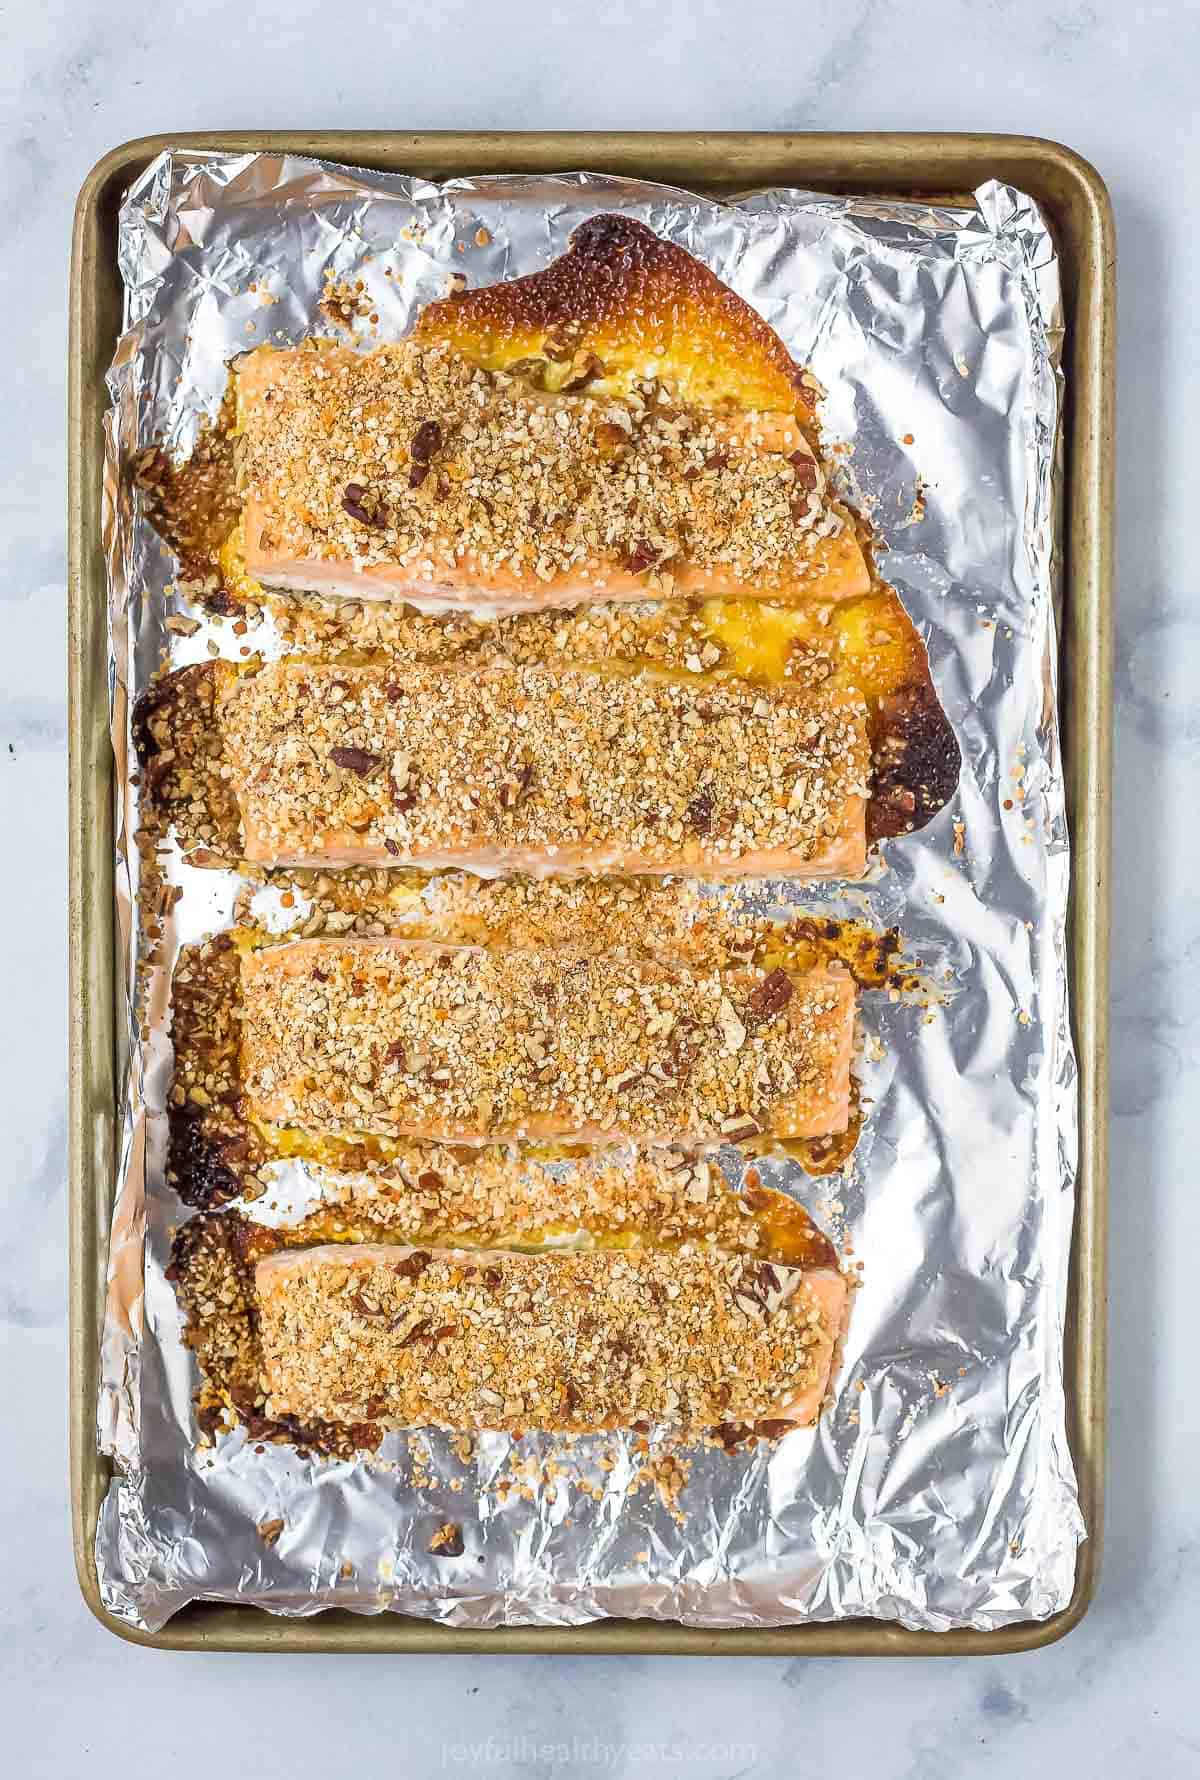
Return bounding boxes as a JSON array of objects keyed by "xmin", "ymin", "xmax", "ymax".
[{"xmin": 428, "ymin": 1520, "xmax": 465, "ymax": 1557}]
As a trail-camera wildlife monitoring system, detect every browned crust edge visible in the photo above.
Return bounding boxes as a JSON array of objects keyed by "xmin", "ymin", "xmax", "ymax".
[
  {"xmin": 867, "ymin": 682, "xmax": 962, "ymax": 843},
  {"xmin": 166, "ymin": 934, "xmax": 254, "ymax": 1209},
  {"xmin": 166, "ymin": 1211, "xmax": 382, "ymax": 1456},
  {"xmin": 415, "ymin": 213, "xmax": 817, "ymax": 422}
]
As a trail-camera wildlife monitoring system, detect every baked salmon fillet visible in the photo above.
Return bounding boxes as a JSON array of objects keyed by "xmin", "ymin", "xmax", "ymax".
[
  {"xmin": 168, "ymin": 1170, "xmax": 849, "ymax": 1450},
  {"xmin": 240, "ymin": 937, "xmax": 855, "ymax": 1147},
  {"xmin": 220, "ymin": 657, "xmax": 870, "ymax": 878},
  {"xmin": 254, "ymin": 1241, "xmax": 848, "ymax": 1435},
  {"xmin": 234, "ymin": 214, "xmax": 870, "ymax": 613}
]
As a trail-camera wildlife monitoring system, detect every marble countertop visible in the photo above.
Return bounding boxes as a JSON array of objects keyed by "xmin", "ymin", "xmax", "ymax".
[{"xmin": 5, "ymin": 0, "xmax": 1194, "ymax": 1771}]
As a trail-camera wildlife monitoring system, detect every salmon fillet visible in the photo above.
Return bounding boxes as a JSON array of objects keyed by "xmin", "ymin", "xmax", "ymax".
[
  {"xmin": 168, "ymin": 1164, "xmax": 849, "ymax": 1450},
  {"xmin": 254, "ymin": 1241, "xmax": 848, "ymax": 1435},
  {"xmin": 235, "ymin": 215, "xmax": 869, "ymax": 614},
  {"xmin": 220, "ymin": 657, "xmax": 870, "ymax": 879},
  {"xmin": 240, "ymin": 938, "xmax": 856, "ymax": 1147}
]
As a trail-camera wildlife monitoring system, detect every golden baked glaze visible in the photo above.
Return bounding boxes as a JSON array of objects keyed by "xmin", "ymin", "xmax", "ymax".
[
  {"xmin": 267, "ymin": 1153, "xmax": 838, "ymax": 1270},
  {"xmin": 415, "ymin": 215, "xmax": 815, "ymax": 418}
]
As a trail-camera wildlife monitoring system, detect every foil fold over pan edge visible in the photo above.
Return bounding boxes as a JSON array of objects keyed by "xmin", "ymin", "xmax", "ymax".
[{"xmin": 94, "ymin": 153, "xmax": 1081, "ymax": 1633}]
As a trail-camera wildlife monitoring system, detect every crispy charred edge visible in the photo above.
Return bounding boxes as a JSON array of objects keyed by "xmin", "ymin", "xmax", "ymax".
[
  {"xmin": 782, "ymin": 917, "xmax": 902, "ymax": 990},
  {"xmin": 130, "ymin": 397, "xmax": 242, "ymax": 588},
  {"xmin": 167, "ymin": 1200, "xmax": 840, "ymax": 1456},
  {"xmin": 132, "ymin": 662, "xmax": 241, "ymax": 863},
  {"xmin": 867, "ymin": 680, "xmax": 961, "ymax": 842},
  {"xmin": 166, "ymin": 1212, "xmax": 382, "ymax": 1457},
  {"xmin": 849, "ymin": 537, "xmax": 959, "ymax": 843},
  {"xmin": 168, "ymin": 1104, "xmax": 247, "ymax": 1210},
  {"xmin": 416, "ymin": 213, "xmax": 816, "ymax": 424},
  {"xmin": 168, "ymin": 934, "xmax": 259, "ymax": 1208},
  {"xmin": 130, "ymin": 667, "xmax": 186, "ymax": 800}
]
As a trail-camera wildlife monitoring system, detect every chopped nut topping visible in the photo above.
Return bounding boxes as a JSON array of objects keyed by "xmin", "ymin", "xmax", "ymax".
[
  {"xmin": 341, "ymin": 482, "xmax": 387, "ymax": 529},
  {"xmin": 237, "ymin": 338, "xmax": 845, "ymax": 600},
  {"xmin": 240, "ymin": 938, "xmax": 854, "ymax": 1145},
  {"xmin": 222, "ymin": 659, "xmax": 870, "ymax": 875},
  {"xmin": 328, "ymin": 745, "xmax": 382, "ymax": 777},
  {"xmin": 624, "ymin": 540, "xmax": 658, "ymax": 575},
  {"xmin": 745, "ymin": 968, "xmax": 795, "ymax": 1027},
  {"xmin": 409, "ymin": 418, "xmax": 443, "ymax": 464},
  {"xmin": 428, "ymin": 1520, "xmax": 465, "ymax": 1556},
  {"xmin": 255, "ymin": 1242, "xmax": 842, "ymax": 1437}
]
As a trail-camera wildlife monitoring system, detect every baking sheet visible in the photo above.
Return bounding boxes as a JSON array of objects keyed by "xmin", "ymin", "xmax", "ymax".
[{"xmin": 93, "ymin": 152, "xmax": 1080, "ymax": 1633}]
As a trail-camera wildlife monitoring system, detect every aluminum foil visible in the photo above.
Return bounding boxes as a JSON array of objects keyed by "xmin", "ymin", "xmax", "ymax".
[{"xmin": 95, "ymin": 151, "xmax": 1080, "ymax": 1633}]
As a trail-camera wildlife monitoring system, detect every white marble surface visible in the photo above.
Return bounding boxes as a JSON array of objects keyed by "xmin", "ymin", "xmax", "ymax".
[{"xmin": 2, "ymin": 0, "xmax": 1194, "ymax": 1771}]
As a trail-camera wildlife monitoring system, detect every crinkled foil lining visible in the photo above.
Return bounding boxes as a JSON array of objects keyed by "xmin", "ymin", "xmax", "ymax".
[{"xmin": 95, "ymin": 153, "xmax": 1080, "ymax": 1633}]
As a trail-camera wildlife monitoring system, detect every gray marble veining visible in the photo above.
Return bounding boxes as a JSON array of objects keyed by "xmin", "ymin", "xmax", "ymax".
[{"xmin": 2, "ymin": 0, "xmax": 1195, "ymax": 1772}]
